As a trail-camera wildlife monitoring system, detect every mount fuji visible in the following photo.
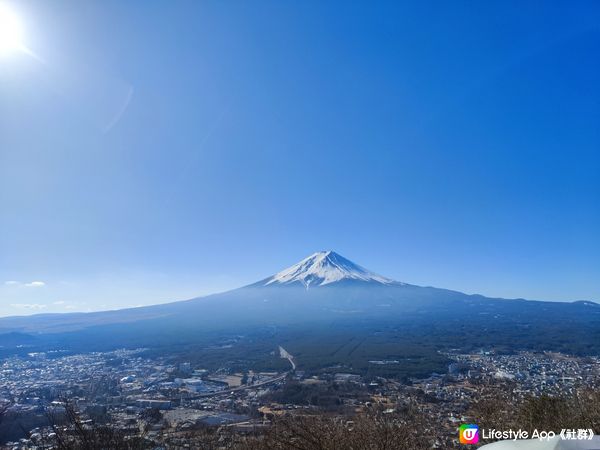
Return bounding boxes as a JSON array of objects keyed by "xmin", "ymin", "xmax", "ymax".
[
  {"xmin": 0, "ymin": 251, "xmax": 598, "ymax": 366},
  {"xmin": 256, "ymin": 251, "xmax": 398, "ymax": 288}
]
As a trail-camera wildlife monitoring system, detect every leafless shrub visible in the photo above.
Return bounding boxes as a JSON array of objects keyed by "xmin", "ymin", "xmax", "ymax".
[
  {"xmin": 44, "ymin": 399, "xmax": 152, "ymax": 450},
  {"xmin": 471, "ymin": 385, "xmax": 600, "ymax": 443}
]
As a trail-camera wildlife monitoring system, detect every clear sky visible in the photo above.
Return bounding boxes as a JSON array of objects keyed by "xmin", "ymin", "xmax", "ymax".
[{"xmin": 1, "ymin": 1, "xmax": 599, "ymax": 316}]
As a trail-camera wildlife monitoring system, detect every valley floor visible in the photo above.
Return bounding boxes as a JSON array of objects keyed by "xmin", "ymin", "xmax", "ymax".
[{"xmin": 1, "ymin": 347, "xmax": 599, "ymax": 448}]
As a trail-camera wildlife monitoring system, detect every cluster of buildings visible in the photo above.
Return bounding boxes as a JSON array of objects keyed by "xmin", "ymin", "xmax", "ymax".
[
  {"xmin": 446, "ymin": 350, "xmax": 600, "ymax": 395},
  {"xmin": 0, "ymin": 348, "xmax": 287, "ymax": 448},
  {"xmin": 0, "ymin": 348, "xmax": 598, "ymax": 448}
]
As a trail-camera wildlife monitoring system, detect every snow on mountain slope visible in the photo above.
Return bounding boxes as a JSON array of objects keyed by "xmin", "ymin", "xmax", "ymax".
[{"xmin": 261, "ymin": 251, "xmax": 398, "ymax": 288}]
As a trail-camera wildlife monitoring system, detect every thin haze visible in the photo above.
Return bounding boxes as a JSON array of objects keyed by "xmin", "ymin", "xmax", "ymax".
[{"xmin": 1, "ymin": 1, "xmax": 599, "ymax": 316}]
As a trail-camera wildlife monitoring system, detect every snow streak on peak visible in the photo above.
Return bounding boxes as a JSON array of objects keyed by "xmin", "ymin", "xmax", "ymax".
[{"xmin": 263, "ymin": 251, "xmax": 396, "ymax": 288}]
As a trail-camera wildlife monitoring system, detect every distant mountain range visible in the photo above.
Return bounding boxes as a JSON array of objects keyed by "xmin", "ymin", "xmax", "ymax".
[{"xmin": 0, "ymin": 251, "xmax": 598, "ymax": 368}]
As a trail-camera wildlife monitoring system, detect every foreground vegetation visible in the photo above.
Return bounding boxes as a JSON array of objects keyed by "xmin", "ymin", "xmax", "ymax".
[{"xmin": 4, "ymin": 385, "xmax": 599, "ymax": 449}]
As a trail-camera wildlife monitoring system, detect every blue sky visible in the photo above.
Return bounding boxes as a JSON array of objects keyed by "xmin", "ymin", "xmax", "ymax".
[{"xmin": 1, "ymin": 1, "xmax": 599, "ymax": 316}]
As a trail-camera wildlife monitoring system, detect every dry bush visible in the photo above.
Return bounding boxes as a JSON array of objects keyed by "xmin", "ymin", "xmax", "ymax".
[
  {"xmin": 44, "ymin": 400, "xmax": 152, "ymax": 450},
  {"xmin": 236, "ymin": 409, "xmax": 432, "ymax": 450},
  {"xmin": 158, "ymin": 409, "xmax": 432, "ymax": 450},
  {"xmin": 471, "ymin": 385, "xmax": 600, "ymax": 440}
]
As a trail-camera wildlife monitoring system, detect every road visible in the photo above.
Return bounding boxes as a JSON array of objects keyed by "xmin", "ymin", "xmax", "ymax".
[
  {"xmin": 190, "ymin": 371, "xmax": 289, "ymax": 399},
  {"xmin": 278, "ymin": 345, "xmax": 296, "ymax": 370},
  {"xmin": 187, "ymin": 346, "xmax": 296, "ymax": 399}
]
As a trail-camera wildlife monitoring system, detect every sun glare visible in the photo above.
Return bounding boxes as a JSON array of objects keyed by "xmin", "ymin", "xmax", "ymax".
[{"xmin": 0, "ymin": 2, "xmax": 24, "ymax": 54}]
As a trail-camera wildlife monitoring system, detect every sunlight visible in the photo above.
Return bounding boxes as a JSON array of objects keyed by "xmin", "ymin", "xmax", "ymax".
[{"xmin": 0, "ymin": 2, "xmax": 24, "ymax": 54}]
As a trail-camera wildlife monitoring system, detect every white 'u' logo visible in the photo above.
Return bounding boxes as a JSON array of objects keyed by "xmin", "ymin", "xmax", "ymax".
[{"xmin": 463, "ymin": 429, "xmax": 476, "ymax": 440}]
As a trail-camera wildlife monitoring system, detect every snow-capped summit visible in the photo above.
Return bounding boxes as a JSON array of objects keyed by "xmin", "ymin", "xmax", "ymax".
[{"xmin": 261, "ymin": 251, "xmax": 397, "ymax": 288}]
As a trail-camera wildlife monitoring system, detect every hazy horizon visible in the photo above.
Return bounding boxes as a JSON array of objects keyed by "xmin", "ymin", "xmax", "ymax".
[{"xmin": 1, "ymin": 248, "xmax": 598, "ymax": 318}]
